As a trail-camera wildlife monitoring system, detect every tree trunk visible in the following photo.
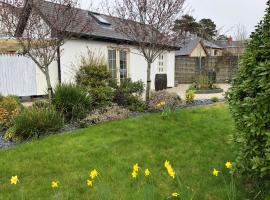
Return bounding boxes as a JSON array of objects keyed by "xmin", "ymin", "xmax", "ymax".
[
  {"xmin": 145, "ymin": 62, "xmax": 152, "ymax": 106},
  {"xmin": 45, "ymin": 67, "xmax": 53, "ymax": 100}
]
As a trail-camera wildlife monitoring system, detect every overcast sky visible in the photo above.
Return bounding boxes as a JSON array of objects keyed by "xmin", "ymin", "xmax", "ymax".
[{"xmin": 81, "ymin": 0, "xmax": 268, "ymax": 38}]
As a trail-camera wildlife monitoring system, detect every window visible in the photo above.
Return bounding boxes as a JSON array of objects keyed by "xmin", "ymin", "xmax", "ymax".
[
  {"xmin": 120, "ymin": 50, "xmax": 127, "ymax": 80},
  {"xmin": 108, "ymin": 50, "xmax": 117, "ymax": 78},
  {"xmin": 158, "ymin": 53, "xmax": 167, "ymax": 73},
  {"xmin": 108, "ymin": 49, "xmax": 129, "ymax": 82}
]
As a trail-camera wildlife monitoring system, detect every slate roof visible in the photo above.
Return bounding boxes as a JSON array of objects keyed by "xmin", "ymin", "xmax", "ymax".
[
  {"xmin": 16, "ymin": 0, "xmax": 177, "ymax": 48},
  {"xmin": 175, "ymin": 37, "xmax": 201, "ymax": 56}
]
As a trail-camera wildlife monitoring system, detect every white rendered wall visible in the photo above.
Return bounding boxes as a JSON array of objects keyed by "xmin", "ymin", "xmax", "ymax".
[{"xmin": 60, "ymin": 38, "xmax": 175, "ymax": 90}]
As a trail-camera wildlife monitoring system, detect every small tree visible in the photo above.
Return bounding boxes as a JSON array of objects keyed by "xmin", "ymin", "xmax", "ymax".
[
  {"xmin": 110, "ymin": 0, "xmax": 185, "ymax": 105},
  {"xmin": 227, "ymin": 0, "xmax": 270, "ymax": 194},
  {"xmin": 0, "ymin": 0, "xmax": 89, "ymax": 99}
]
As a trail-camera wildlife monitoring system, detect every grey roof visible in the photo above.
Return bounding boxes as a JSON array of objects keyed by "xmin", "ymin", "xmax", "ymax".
[
  {"xmin": 175, "ymin": 37, "xmax": 201, "ymax": 56},
  {"xmin": 202, "ymin": 39, "xmax": 223, "ymax": 49},
  {"xmin": 215, "ymin": 40, "xmax": 247, "ymax": 48},
  {"xmin": 16, "ymin": 0, "xmax": 177, "ymax": 48}
]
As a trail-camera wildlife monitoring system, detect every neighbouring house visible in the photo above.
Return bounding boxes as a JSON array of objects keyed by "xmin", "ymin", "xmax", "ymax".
[
  {"xmin": 215, "ymin": 36, "xmax": 247, "ymax": 56},
  {"xmin": 175, "ymin": 36, "xmax": 223, "ymax": 58},
  {"xmin": 0, "ymin": 0, "xmax": 177, "ymax": 97},
  {"xmin": 176, "ymin": 37, "xmax": 208, "ymax": 57}
]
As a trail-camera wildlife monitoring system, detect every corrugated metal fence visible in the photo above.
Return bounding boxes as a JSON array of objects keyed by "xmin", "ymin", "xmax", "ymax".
[{"xmin": 0, "ymin": 54, "xmax": 37, "ymax": 96}]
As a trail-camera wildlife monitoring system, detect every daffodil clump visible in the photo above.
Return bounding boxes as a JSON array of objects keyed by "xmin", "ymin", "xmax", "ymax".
[
  {"xmin": 87, "ymin": 169, "xmax": 99, "ymax": 188},
  {"xmin": 156, "ymin": 101, "xmax": 166, "ymax": 108},
  {"xmin": 164, "ymin": 160, "xmax": 175, "ymax": 179}
]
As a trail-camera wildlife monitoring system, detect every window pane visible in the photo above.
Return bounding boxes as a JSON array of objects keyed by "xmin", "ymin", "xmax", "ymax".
[
  {"xmin": 120, "ymin": 50, "xmax": 127, "ymax": 79},
  {"xmin": 108, "ymin": 49, "xmax": 117, "ymax": 78}
]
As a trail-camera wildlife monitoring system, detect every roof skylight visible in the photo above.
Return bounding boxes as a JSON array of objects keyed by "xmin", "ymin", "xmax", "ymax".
[{"xmin": 90, "ymin": 12, "xmax": 111, "ymax": 26}]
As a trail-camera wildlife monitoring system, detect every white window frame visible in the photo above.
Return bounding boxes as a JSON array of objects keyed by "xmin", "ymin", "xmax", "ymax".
[
  {"xmin": 108, "ymin": 48, "xmax": 130, "ymax": 83},
  {"xmin": 158, "ymin": 53, "xmax": 167, "ymax": 74}
]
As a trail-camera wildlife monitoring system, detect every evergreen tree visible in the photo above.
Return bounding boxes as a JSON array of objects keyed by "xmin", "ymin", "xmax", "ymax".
[{"xmin": 227, "ymin": 0, "xmax": 270, "ymax": 194}]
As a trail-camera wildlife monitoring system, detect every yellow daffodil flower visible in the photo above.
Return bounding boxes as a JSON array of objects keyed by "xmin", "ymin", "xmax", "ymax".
[
  {"xmin": 172, "ymin": 192, "xmax": 180, "ymax": 197},
  {"xmin": 225, "ymin": 162, "xmax": 232, "ymax": 169},
  {"xmin": 212, "ymin": 168, "xmax": 220, "ymax": 176},
  {"xmin": 89, "ymin": 169, "xmax": 99, "ymax": 180},
  {"xmin": 144, "ymin": 168, "xmax": 150, "ymax": 176},
  {"xmin": 133, "ymin": 163, "xmax": 139, "ymax": 172},
  {"xmin": 87, "ymin": 179, "xmax": 93, "ymax": 187},
  {"xmin": 165, "ymin": 161, "xmax": 175, "ymax": 178},
  {"xmin": 51, "ymin": 181, "xmax": 59, "ymax": 188},
  {"xmin": 10, "ymin": 176, "xmax": 19, "ymax": 185},
  {"xmin": 164, "ymin": 160, "xmax": 170, "ymax": 168},
  {"xmin": 131, "ymin": 170, "xmax": 137, "ymax": 178}
]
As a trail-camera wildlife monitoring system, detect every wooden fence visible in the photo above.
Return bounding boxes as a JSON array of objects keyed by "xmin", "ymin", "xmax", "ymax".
[
  {"xmin": 175, "ymin": 56, "xmax": 239, "ymax": 84},
  {"xmin": 0, "ymin": 54, "xmax": 37, "ymax": 96}
]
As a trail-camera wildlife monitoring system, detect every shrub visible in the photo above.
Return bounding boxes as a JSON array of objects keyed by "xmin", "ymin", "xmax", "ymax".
[
  {"xmin": 195, "ymin": 75, "xmax": 210, "ymax": 89},
  {"xmin": 0, "ymin": 96, "xmax": 21, "ymax": 128},
  {"xmin": 5, "ymin": 107, "xmax": 64, "ymax": 141},
  {"xmin": 32, "ymin": 100, "xmax": 51, "ymax": 109},
  {"xmin": 227, "ymin": 1, "xmax": 270, "ymax": 185},
  {"xmin": 75, "ymin": 49, "xmax": 114, "ymax": 108},
  {"xmin": 113, "ymin": 79, "xmax": 145, "ymax": 112},
  {"xmin": 88, "ymin": 87, "xmax": 114, "ymax": 108},
  {"xmin": 211, "ymin": 97, "xmax": 219, "ymax": 103},
  {"xmin": 149, "ymin": 90, "xmax": 181, "ymax": 111},
  {"xmin": 53, "ymin": 83, "xmax": 92, "ymax": 122},
  {"xmin": 80, "ymin": 104, "xmax": 130, "ymax": 127},
  {"xmin": 186, "ymin": 90, "xmax": 195, "ymax": 104}
]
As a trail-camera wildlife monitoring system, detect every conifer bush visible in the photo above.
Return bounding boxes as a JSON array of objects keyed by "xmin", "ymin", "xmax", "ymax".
[{"xmin": 227, "ymin": 0, "xmax": 270, "ymax": 186}]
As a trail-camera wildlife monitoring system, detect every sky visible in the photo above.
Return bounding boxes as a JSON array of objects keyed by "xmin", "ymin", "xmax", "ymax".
[{"xmin": 81, "ymin": 0, "xmax": 268, "ymax": 38}]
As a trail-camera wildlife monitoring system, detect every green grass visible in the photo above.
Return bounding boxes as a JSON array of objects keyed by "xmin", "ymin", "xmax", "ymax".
[{"xmin": 0, "ymin": 104, "xmax": 247, "ymax": 200}]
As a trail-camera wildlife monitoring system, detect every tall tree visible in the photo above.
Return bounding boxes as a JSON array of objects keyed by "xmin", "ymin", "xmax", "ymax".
[
  {"xmin": 227, "ymin": 1, "xmax": 270, "ymax": 195},
  {"xmin": 110, "ymin": 0, "xmax": 185, "ymax": 105},
  {"xmin": 174, "ymin": 14, "xmax": 199, "ymax": 34},
  {"xmin": 0, "ymin": 0, "xmax": 89, "ymax": 99},
  {"xmin": 198, "ymin": 18, "xmax": 217, "ymax": 40}
]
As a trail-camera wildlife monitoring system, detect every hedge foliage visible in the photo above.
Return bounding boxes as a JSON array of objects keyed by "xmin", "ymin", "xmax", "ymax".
[{"xmin": 227, "ymin": 1, "xmax": 270, "ymax": 182}]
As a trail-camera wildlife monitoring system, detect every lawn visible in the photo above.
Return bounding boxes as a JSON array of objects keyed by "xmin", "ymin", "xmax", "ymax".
[{"xmin": 0, "ymin": 104, "xmax": 247, "ymax": 200}]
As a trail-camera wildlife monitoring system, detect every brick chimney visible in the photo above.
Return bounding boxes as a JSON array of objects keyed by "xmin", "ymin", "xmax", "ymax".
[{"xmin": 228, "ymin": 36, "xmax": 233, "ymax": 45}]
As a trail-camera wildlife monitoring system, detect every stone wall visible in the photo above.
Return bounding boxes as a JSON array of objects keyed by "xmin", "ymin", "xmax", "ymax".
[{"xmin": 175, "ymin": 56, "xmax": 239, "ymax": 84}]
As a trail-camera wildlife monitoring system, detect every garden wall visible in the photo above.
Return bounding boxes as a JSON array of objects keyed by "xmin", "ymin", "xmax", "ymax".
[{"xmin": 175, "ymin": 56, "xmax": 239, "ymax": 84}]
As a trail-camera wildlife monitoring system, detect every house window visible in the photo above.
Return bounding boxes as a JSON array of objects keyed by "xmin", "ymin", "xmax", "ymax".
[
  {"xmin": 119, "ymin": 50, "xmax": 128, "ymax": 80},
  {"xmin": 108, "ymin": 49, "xmax": 129, "ymax": 82},
  {"xmin": 158, "ymin": 53, "xmax": 167, "ymax": 73},
  {"xmin": 108, "ymin": 49, "xmax": 117, "ymax": 78},
  {"xmin": 214, "ymin": 50, "xmax": 218, "ymax": 56}
]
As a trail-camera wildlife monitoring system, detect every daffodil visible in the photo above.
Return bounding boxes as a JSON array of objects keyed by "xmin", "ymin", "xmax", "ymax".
[
  {"xmin": 131, "ymin": 170, "xmax": 137, "ymax": 178},
  {"xmin": 10, "ymin": 176, "xmax": 19, "ymax": 185},
  {"xmin": 164, "ymin": 161, "xmax": 175, "ymax": 179},
  {"xmin": 172, "ymin": 192, "xmax": 180, "ymax": 197},
  {"xmin": 51, "ymin": 181, "xmax": 59, "ymax": 188},
  {"xmin": 87, "ymin": 179, "xmax": 93, "ymax": 187},
  {"xmin": 212, "ymin": 168, "xmax": 220, "ymax": 176},
  {"xmin": 89, "ymin": 169, "xmax": 99, "ymax": 180},
  {"xmin": 144, "ymin": 168, "xmax": 150, "ymax": 176},
  {"xmin": 133, "ymin": 163, "xmax": 139, "ymax": 172},
  {"xmin": 225, "ymin": 162, "xmax": 232, "ymax": 169}
]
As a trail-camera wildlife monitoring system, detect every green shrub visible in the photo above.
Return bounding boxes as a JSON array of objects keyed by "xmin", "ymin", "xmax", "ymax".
[
  {"xmin": 211, "ymin": 97, "xmax": 219, "ymax": 103},
  {"xmin": 227, "ymin": 1, "xmax": 270, "ymax": 187},
  {"xmin": 195, "ymin": 75, "xmax": 210, "ymax": 89},
  {"xmin": 5, "ymin": 107, "xmax": 64, "ymax": 141},
  {"xmin": 53, "ymin": 83, "xmax": 92, "ymax": 122},
  {"xmin": 186, "ymin": 90, "xmax": 195, "ymax": 104},
  {"xmin": 32, "ymin": 100, "xmax": 51, "ymax": 109},
  {"xmin": 149, "ymin": 90, "xmax": 181, "ymax": 111},
  {"xmin": 113, "ymin": 79, "xmax": 145, "ymax": 112},
  {"xmin": 75, "ymin": 49, "xmax": 114, "ymax": 108},
  {"xmin": 88, "ymin": 87, "xmax": 114, "ymax": 108},
  {"xmin": 0, "ymin": 96, "xmax": 21, "ymax": 128}
]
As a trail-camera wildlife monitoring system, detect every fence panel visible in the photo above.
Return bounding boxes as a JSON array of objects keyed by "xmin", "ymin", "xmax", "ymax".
[
  {"xmin": 0, "ymin": 54, "xmax": 37, "ymax": 96},
  {"xmin": 175, "ymin": 56, "xmax": 239, "ymax": 84}
]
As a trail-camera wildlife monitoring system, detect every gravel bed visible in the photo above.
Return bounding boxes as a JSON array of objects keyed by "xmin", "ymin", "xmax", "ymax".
[{"xmin": 0, "ymin": 129, "xmax": 14, "ymax": 149}]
